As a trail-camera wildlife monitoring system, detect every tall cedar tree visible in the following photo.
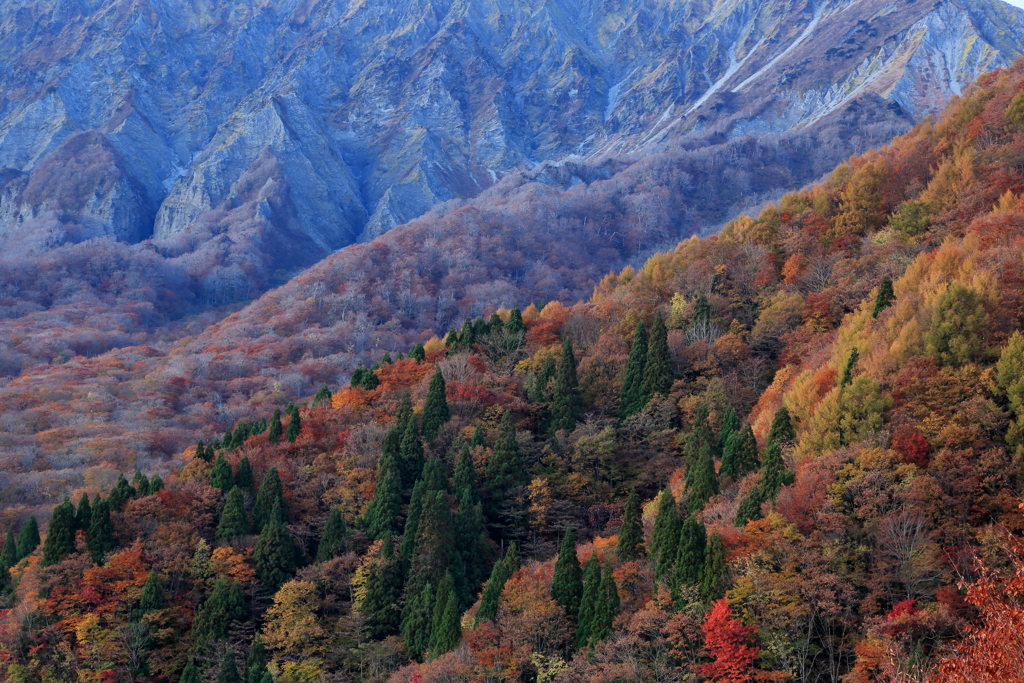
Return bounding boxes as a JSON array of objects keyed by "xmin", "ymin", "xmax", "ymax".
[
  {"xmin": 87, "ymin": 499, "xmax": 114, "ymax": 563},
  {"xmin": 410, "ymin": 343, "xmax": 426, "ymax": 362},
  {"xmin": 422, "ymin": 367, "xmax": 450, "ymax": 441},
  {"xmin": 402, "ymin": 582, "xmax": 434, "ymax": 661},
  {"xmin": 550, "ymin": 338, "xmax": 583, "ymax": 434},
  {"xmin": 133, "ymin": 469, "xmax": 150, "ymax": 497},
  {"xmin": 285, "ymin": 407, "xmax": 301, "ymax": 443},
  {"xmin": 75, "ymin": 493, "xmax": 92, "ymax": 531},
  {"xmin": 767, "ymin": 406, "xmax": 795, "ymax": 448},
  {"xmin": 717, "ymin": 406, "xmax": 739, "ymax": 455},
  {"xmin": 253, "ymin": 468, "xmax": 285, "ymax": 532},
  {"xmin": 316, "ymin": 507, "xmax": 348, "ymax": 562},
  {"xmin": 721, "ymin": 426, "xmax": 759, "ymax": 479},
  {"xmin": 109, "ymin": 473, "xmax": 135, "ymax": 511},
  {"xmin": 401, "ymin": 479, "xmax": 428, "ymax": 563},
  {"xmin": 651, "ymin": 488, "xmax": 681, "ymax": 580},
  {"xmin": 444, "ymin": 327, "xmax": 459, "ymax": 350},
  {"xmin": 139, "ymin": 570, "xmax": 163, "ymax": 613},
  {"xmin": 235, "ymin": 456, "xmax": 255, "ymax": 492},
  {"xmin": 16, "ymin": 516, "xmax": 40, "ymax": 560},
  {"xmin": 380, "ymin": 392, "xmax": 410, "ymax": 475},
  {"xmin": 503, "ymin": 541, "xmax": 520, "ymax": 575},
  {"xmin": 210, "ymin": 454, "xmax": 233, "ymax": 494},
  {"xmin": 399, "ymin": 415, "xmax": 425, "ymax": 489},
  {"xmin": 684, "ymin": 404, "xmax": 713, "ymax": 490},
  {"xmin": 454, "ymin": 443, "xmax": 479, "ymax": 504},
  {"xmin": 735, "ymin": 485, "xmax": 765, "ymax": 526},
  {"xmin": 575, "ymin": 554, "xmax": 602, "ymax": 649},
  {"xmin": 533, "ymin": 351, "xmax": 557, "ymax": 402},
  {"xmin": 217, "ymin": 487, "xmax": 251, "ymax": 541},
  {"xmin": 253, "ymin": 504, "xmax": 297, "ymax": 591},
  {"xmin": 362, "ymin": 536, "xmax": 404, "ymax": 638},
  {"xmin": 150, "ymin": 473, "xmax": 164, "ymax": 493},
  {"xmin": 407, "ymin": 491, "xmax": 461, "ymax": 607},
  {"xmin": 365, "ymin": 447, "xmax": 402, "ymax": 540},
  {"xmin": 840, "ymin": 347, "xmax": 859, "ymax": 388},
  {"xmin": 505, "ymin": 307, "xmax": 526, "ymax": 335},
  {"xmin": 195, "ymin": 440, "xmax": 211, "ymax": 462},
  {"xmin": 41, "ymin": 499, "xmax": 75, "ymax": 566},
  {"xmin": 313, "ymin": 384, "xmax": 332, "ymax": 407},
  {"xmin": 246, "ymin": 634, "xmax": 268, "ymax": 683},
  {"xmin": 589, "ymin": 561, "xmax": 620, "ymax": 645},
  {"xmin": 428, "ymin": 573, "xmax": 460, "ymax": 659},
  {"xmin": 217, "ymin": 650, "xmax": 242, "ymax": 683},
  {"xmin": 179, "ymin": 659, "xmax": 200, "ymax": 683},
  {"xmin": 552, "ymin": 530, "xmax": 583, "ymax": 620},
  {"xmin": 485, "ymin": 411, "xmax": 526, "ymax": 524},
  {"xmin": 639, "ymin": 311, "xmax": 672, "ymax": 407},
  {"xmin": 192, "ymin": 576, "xmax": 245, "ymax": 642},
  {"xmin": 471, "ymin": 422, "xmax": 486, "ymax": 447},
  {"xmin": 618, "ymin": 489, "xmax": 645, "ymax": 560},
  {"xmin": 268, "ymin": 409, "xmax": 283, "ymax": 443},
  {"xmin": 873, "ymin": 275, "xmax": 896, "ymax": 318},
  {"xmin": 700, "ymin": 532, "xmax": 728, "ymax": 602},
  {"xmin": 459, "ymin": 319, "xmax": 475, "ymax": 349},
  {"xmin": 760, "ymin": 441, "xmax": 790, "ymax": 501},
  {"xmin": 454, "ymin": 490, "xmax": 491, "ymax": 605},
  {"xmin": 475, "ymin": 554, "xmax": 509, "ymax": 624},
  {"xmin": 673, "ymin": 514, "xmax": 707, "ymax": 596},
  {"xmin": 619, "ymin": 322, "xmax": 648, "ymax": 419},
  {"xmin": 688, "ymin": 442, "xmax": 719, "ymax": 513},
  {"xmin": 0, "ymin": 529, "xmax": 16, "ymax": 589}
]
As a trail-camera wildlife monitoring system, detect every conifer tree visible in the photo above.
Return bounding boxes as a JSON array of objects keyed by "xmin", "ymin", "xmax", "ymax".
[
  {"xmin": 253, "ymin": 504, "xmax": 296, "ymax": 591},
  {"xmin": 401, "ymin": 582, "xmax": 434, "ymax": 661},
  {"xmin": 234, "ymin": 456, "xmax": 255, "ymax": 493},
  {"xmin": 575, "ymin": 554, "xmax": 602, "ymax": 649},
  {"xmin": 16, "ymin": 516, "xmax": 40, "ymax": 560},
  {"xmin": 454, "ymin": 491, "xmax": 490, "ymax": 604},
  {"xmin": 487, "ymin": 312, "xmax": 503, "ymax": 331},
  {"xmin": 471, "ymin": 422, "xmax": 486, "ymax": 447},
  {"xmin": 673, "ymin": 514, "xmax": 707, "ymax": 594},
  {"xmin": 246, "ymin": 634, "xmax": 268, "ymax": 683},
  {"xmin": 362, "ymin": 536, "xmax": 404, "ymax": 638},
  {"xmin": 737, "ymin": 425, "xmax": 759, "ymax": 473},
  {"xmin": 196, "ymin": 440, "xmax": 212, "ymax": 462},
  {"xmin": 639, "ymin": 311, "xmax": 672, "ymax": 406},
  {"xmin": 150, "ymin": 473, "xmax": 164, "ymax": 493},
  {"xmin": 87, "ymin": 499, "xmax": 114, "ymax": 563},
  {"xmin": 382, "ymin": 352, "xmax": 394, "ymax": 365},
  {"xmin": 619, "ymin": 322, "xmax": 648, "ymax": 419},
  {"xmin": 351, "ymin": 366, "xmax": 367, "ymax": 389},
  {"xmin": 699, "ymin": 532, "xmax": 728, "ymax": 603},
  {"xmin": 192, "ymin": 576, "xmax": 234, "ymax": 642},
  {"xmin": 316, "ymin": 507, "xmax": 348, "ymax": 563},
  {"xmin": 428, "ymin": 573, "xmax": 461, "ymax": 659},
  {"xmin": 550, "ymin": 338, "xmax": 582, "ymax": 434},
  {"xmin": 503, "ymin": 541, "xmax": 520, "ymax": 576},
  {"xmin": 109, "ymin": 473, "xmax": 136, "ymax": 511},
  {"xmin": 285, "ymin": 408, "xmax": 301, "ymax": 443},
  {"xmin": 840, "ymin": 347, "xmax": 859, "ymax": 388},
  {"xmin": 735, "ymin": 487, "xmax": 764, "ymax": 526},
  {"xmin": 873, "ymin": 275, "xmax": 895, "ymax": 318},
  {"xmin": 454, "ymin": 443, "xmax": 479, "ymax": 505},
  {"xmin": 210, "ymin": 454, "xmax": 234, "ymax": 494},
  {"xmin": 139, "ymin": 570, "xmax": 164, "ymax": 614},
  {"xmin": 717, "ymin": 406, "xmax": 739, "ymax": 455},
  {"xmin": 179, "ymin": 659, "xmax": 200, "ymax": 683},
  {"xmin": 410, "ymin": 343, "xmax": 426, "ymax": 362},
  {"xmin": 721, "ymin": 423, "xmax": 759, "ymax": 480},
  {"xmin": 365, "ymin": 449, "xmax": 402, "ymax": 540},
  {"xmin": 687, "ymin": 443, "xmax": 719, "ymax": 513},
  {"xmin": 459, "ymin": 319, "xmax": 476, "ymax": 350},
  {"xmin": 398, "ymin": 414, "xmax": 425, "ymax": 489},
  {"xmin": 75, "ymin": 493, "xmax": 92, "ymax": 532},
  {"xmin": 313, "ymin": 384, "xmax": 332, "ymax": 407},
  {"xmin": 217, "ymin": 650, "xmax": 241, "ymax": 683},
  {"xmin": 42, "ymin": 499, "xmax": 76, "ymax": 566},
  {"xmin": 683, "ymin": 404, "xmax": 713, "ymax": 488},
  {"xmin": 760, "ymin": 442, "xmax": 790, "ymax": 501},
  {"xmin": 767, "ymin": 406, "xmax": 795, "ymax": 448},
  {"xmin": 552, "ymin": 530, "xmax": 583, "ymax": 620},
  {"xmin": 253, "ymin": 468, "xmax": 285, "ymax": 532},
  {"xmin": 651, "ymin": 488, "xmax": 680, "ymax": 580},
  {"xmin": 407, "ymin": 492, "xmax": 459, "ymax": 605},
  {"xmin": 217, "ymin": 487, "xmax": 251, "ymax": 542},
  {"xmin": 400, "ymin": 479, "xmax": 427, "ymax": 563},
  {"xmin": 485, "ymin": 411, "xmax": 525, "ymax": 521},
  {"xmin": 533, "ymin": 351, "xmax": 557, "ymax": 403},
  {"xmin": 422, "ymin": 367, "xmax": 450, "ymax": 441},
  {"xmin": 589, "ymin": 562, "xmax": 620, "ymax": 645},
  {"xmin": 133, "ymin": 469, "xmax": 151, "ymax": 497},
  {"xmin": 0, "ymin": 528, "xmax": 16, "ymax": 586},
  {"xmin": 618, "ymin": 488, "xmax": 645, "ymax": 561},
  {"xmin": 444, "ymin": 328, "xmax": 459, "ymax": 351},
  {"xmin": 475, "ymin": 556, "xmax": 509, "ymax": 625},
  {"xmin": 268, "ymin": 409, "xmax": 283, "ymax": 443},
  {"xmin": 505, "ymin": 307, "xmax": 526, "ymax": 335}
]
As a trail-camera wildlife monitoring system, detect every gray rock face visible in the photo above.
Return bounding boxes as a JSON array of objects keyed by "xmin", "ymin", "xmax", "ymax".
[{"xmin": 0, "ymin": 0, "xmax": 1021, "ymax": 265}]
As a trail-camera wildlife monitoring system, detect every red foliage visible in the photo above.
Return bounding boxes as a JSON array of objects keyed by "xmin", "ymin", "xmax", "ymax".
[
  {"xmin": 891, "ymin": 423, "xmax": 931, "ymax": 467},
  {"xmin": 699, "ymin": 599, "xmax": 760, "ymax": 683}
]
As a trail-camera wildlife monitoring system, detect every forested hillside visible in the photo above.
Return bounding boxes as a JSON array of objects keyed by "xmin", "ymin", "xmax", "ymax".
[{"xmin": 5, "ymin": 54, "xmax": 1024, "ymax": 683}]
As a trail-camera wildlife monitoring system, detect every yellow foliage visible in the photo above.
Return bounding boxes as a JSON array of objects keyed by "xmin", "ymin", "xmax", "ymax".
[
  {"xmin": 211, "ymin": 546, "xmax": 256, "ymax": 585},
  {"xmin": 423, "ymin": 336, "xmax": 445, "ymax": 354},
  {"xmin": 263, "ymin": 580, "xmax": 326, "ymax": 654}
]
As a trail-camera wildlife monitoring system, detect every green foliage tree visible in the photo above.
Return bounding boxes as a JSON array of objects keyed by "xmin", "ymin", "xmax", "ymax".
[
  {"xmin": 150, "ymin": 473, "xmax": 164, "ymax": 493},
  {"xmin": 399, "ymin": 415, "xmax": 425, "ymax": 489},
  {"xmin": 410, "ymin": 343, "xmax": 427, "ymax": 362},
  {"xmin": 313, "ymin": 384, "xmax": 332, "ymax": 407},
  {"xmin": 454, "ymin": 443, "xmax": 479, "ymax": 505},
  {"xmin": 997, "ymin": 331, "xmax": 1024, "ymax": 454},
  {"xmin": 217, "ymin": 487, "xmax": 251, "ymax": 542},
  {"xmin": 234, "ymin": 456, "xmax": 254, "ymax": 493},
  {"xmin": 108, "ymin": 473, "xmax": 136, "ymax": 511},
  {"xmin": 217, "ymin": 649, "xmax": 241, "ymax": 683},
  {"xmin": 760, "ymin": 442, "xmax": 790, "ymax": 501},
  {"xmin": 840, "ymin": 347, "xmax": 859, "ymax": 388},
  {"xmin": 445, "ymin": 327, "xmax": 460, "ymax": 351},
  {"xmin": 460, "ymin": 319, "xmax": 476, "ymax": 350},
  {"xmin": 552, "ymin": 530, "xmax": 583, "ymax": 620},
  {"xmin": 485, "ymin": 411, "xmax": 526, "ymax": 527},
  {"xmin": 246, "ymin": 635, "xmax": 268, "ymax": 683},
  {"xmin": 195, "ymin": 440, "xmax": 212, "ymax": 463},
  {"xmin": 589, "ymin": 562, "xmax": 620, "ymax": 646},
  {"xmin": 422, "ymin": 367, "xmax": 450, "ymax": 441},
  {"xmin": 619, "ymin": 322, "xmax": 648, "ymax": 419},
  {"xmin": 454, "ymin": 490, "xmax": 490, "ymax": 606},
  {"xmin": 210, "ymin": 454, "xmax": 234, "ymax": 494},
  {"xmin": 139, "ymin": 570, "xmax": 164, "ymax": 614},
  {"xmin": 639, "ymin": 311, "xmax": 672, "ymax": 406},
  {"xmin": 767, "ymin": 405, "xmax": 795, "ymax": 449},
  {"xmin": 0, "ymin": 528, "xmax": 16, "ymax": 588},
  {"xmin": 133, "ymin": 469, "xmax": 151, "ymax": 497},
  {"xmin": 179, "ymin": 659, "xmax": 200, "ymax": 683},
  {"xmin": 400, "ymin": 479, "xmax": 427, "ymax": 563},
  {"xmin": 687, "ymin": 442, "xmax": 719, "ymax": 513},
  {"xmin": 16, "ymin": 516, "xmax": 40, "ymax": 561},
  {"xmin": 365, "ymin": 448, "xmax": 402, "ymax": 541},
  {"xmin": 75, "ymin": 493, "xmax": 92, "ymax": 532},
  {"xmin": 471, "ymin": 422, "xmax": 486, "ymax": 448},
  {"xmin": 428, "ymin": 573, "xmax": 461, "ymax": 659},
  {"xmin": 87, "ymin": 499, "xmax": 114, "ymax": 563},
  {"xmin": 42, "ymin": 499, "xmax": 76, "ymax": 567},
  {"xmin": 316, "ymin": 507, "xmax": 348, "ymax": 562},
  {"xmin": 617, "ymin": 489, "xmax": 645, "ymax": 561},
  {"xmin": 253, "ymin": 468, "xmax": 285, "ymax": 532},
  {"xmin": 651, "ymin": 488, "xmax": 680, "ymax": 580},
  {"xmin": 192, "ymin": 576, "xmax": 244, "ymax": 643},
  {"xmin": 362, "ymin": 536, "xmax": 403, "ymax": 639},
  {"xmin": 734, "ymin": 486, "xmax": 764, "ymax": 526},
  {"xmin": 699, "ymin": 532, "xmax": 728, "ymax": 602},
  {"xmin": 285, "ymin": 408, "xmax": 301, "ymax": 443},
  {"xmin": 268, "ymin": 409, "xmax": 283, "ymax": 443},
  {"xmin": 475, "ymin": 554, "xmax": 509, "ymax": 625},
  {"xmin": 533, "ymin": 351, "xmax": 557, "ymax": 402},
  {"xmin": 924, "ymin": 283, "xmax": 990, "ymax": 367},
  {"xmin": 872, "ymin": 276, "xmax": 896, "ymax": 317},
  {"xmin": 407, "ymin": 491, "xmax": 461, "ymax": 606},
  {"xmin": 550, "ymin": 338, "xmax": 583, "ymax": 434},
  {"xmin": 575, "ymin": 553, "xmax": 601, "ymax": 649},
  {"xmin": 401, "ymin": 582, "xmax": 434, "ymax": 662},
  {"xmin": 673, "ymin": 514, "xmax": 707, "ymax": 596},
  {"xmin": 505, "ymin": 307, "xmax": 526, "ymax": 335},
  {"xmin": 253, "ymin": 504, "xmax": 297, "ymax": 591},
  {"xmin": 717, "ymin": 405, "xmax": 739, "ymax": 455}
]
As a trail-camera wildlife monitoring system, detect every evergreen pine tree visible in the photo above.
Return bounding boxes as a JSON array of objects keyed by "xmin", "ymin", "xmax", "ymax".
[
  {"xmin": 533, "ymin": 351, "xmax": 557, "ymax": 403},
  {"xmin": 760, "ymin": 442, "xmax": 790, "ymax": 501},
  {"xmin": 246, "ymin": 634, "xmax": 268, "ymax": 683},
  {"xmin": 210, "ymin": 454, "xmax": 234, "ymax": 493},
  {"xmin": 400, "ymin": 479, "xmax": 427, "ymax": 563},
  {"xmin": 444, "ymin": 327, "xmax": 460, "ymax": 351},
  {"xmin": 133, "ymin": 469, "xmax": 151, "ymax": 497},
  {"xmin": 454, "ymin": 490, "xmax": 490, "ymax": 606},
  {"xmin": 734, "ymin": 486, "xmax": 764, "ymax": 526},
  {"xmin": 235, "ymin": 456, "xmax": 255, "ymax": 493},
  {"xmin": 406, "ymin": 491, "xmax": 461, "ymax": 606},
  {"xmin": 720, "ymin": 430, "xmax": 742, "ymax": 480},
  {"xmin": 767, "ymin": 406, "xmax": 795, "ymax": 448},
  {"xmin": 737, "ymin": 425, "xmax": 760, "ymax": 473},
  {"xmin": 401, "ymin": 582, "xmax": 434, "ymax": 662},
  {"xmin": 618, "ymin": 489, "xmax": 645, "ymax": 561},
  {"xmin": 471, "ymin": 422, "xmax": 486, "ymax": 447},
  {"xmin": 619, "ymin": 322, "xmax": 648, "ymax": 419},
  {"xmin": 650, "ymin": 488, "xmax": 680, "ymax": 580},
  {"xmin": 475, "ymin": 556, "xmax": 509, "ymax": 625},
  {"xmin": 454, "ymin": 443, "xmax": 479, "ymax": 505},
  {"xmin": 253, "ymin": 468, "xmax": 285, "ymax": 532},
  {"xmin": 226, "ymin": 579, "xmax": 247, "ymax": 627},
  {"xmin": 717, "ymin": 406, "xmax": 739, "ymax": 455},
  {"xmin": 485, "ymin": 411, "xmax": 525, "ymax": 522},
  {"xmin": 428, "ymin": 573, "xmax": 458, "ymax": 659},
  {"xmin": 217, "ymin": 649, "xmax": 242, "ymax": 683},
  {"xmin": 217, "ymin": 487, "xmax": 251, "ymax": 542},
  {"xmin": 192, "ymin": 576, "xmax": 233, "ymax": 642},
  {"xmin": 422, "ymin": 367, "xmax": 451, "ymax": 441},
  {"xmin": 150, "ymin": 473, "xmax": 164, "ymax": 493},
  {"xmin": 108, "ymin": 473, "xmax": 136, "ymax": 510},
  {"xmin": 699, "ymin": 532, "xmax": 728, "ymax": 602},
  {"xmin": 362, "ymin": 536, "xmax": 404, "ymax": 639},
  {"xmin": 179, "ymin": 659, "xmax": 200, "ymax": 683},
  {"xmin": 316, "ymin": 507, "xmax": 348, "ymax": 563},
  {"xmin": 42, "ymin": 499, "xmax": 76, "ymax": 566},
  {"xmin": 575, "ymin": 554, "xmax": 601, "ymax": 649},
  {"xmin": 691, "ymin": 293, "xmax": 712, "ymax": 330},
  {"xmin": 16, "ymin": 516, "xmax": 40, "ymax": 560},
  {"xmin": 75, "ymin": 493, "xmax": 92, "ymax": 531},
  {"xmin": 683, "ymin": 404, "xmax": 714, "ymax": 490},
  {"xmin": 364, "ymin": 449, "xmax": 402, "ymax": 541},
  {"xmin": 589, "ymin": 562, "xmax": 620, "ymax": 645},
  {"xmin": 459, "ymin": 319, "xmax": 476, "ymax": 350},
  {"xmin": 552, "ymin": 530, "xmax": 583, "ymax": 620},
  {"xmin": 505, "ymin": 307, "xmax": 526, "ymax": 335},
  {"xmin": 840, "ymin": 347, "xmax": 859, "ymax": 388},
  {"xmin": 550, "ymin": 338, "xmax": 582, "ymax": 434},
  {"xmin": 285, "ymin": 409, "xmax": 301, "ymax": 443},
  {"xmin": 487, "ymin": 312, "xmax": 503, "ymax": 331},
  {"xmin": 399, "ymin": 414, "xmax": 425, "ymax": 489},
  {"xmin": 687, "ymin": 442, "xmax": 719, "ymax": 513},
  {"xmin": 139, "ymin": 570, "xmax": 164, "ymax": 614},
  {"xmin": 253, "ymin": 504, "xmax": 296, "ymax": 591},
  {"xmin": 382, "ymin": 352, "xmax": 394, "ymax": 365},
  {"xmin": 503, "ymin": 541, "xmax": 520, "ymax": 576},
  {"xmin": 313, "ymin": 384, "xmax": 332, "ymax": 407},
  {"xmin": 196, "ymin": 440, "xmax": 212, "ymax": 462},
  {"xmin": 873, "ymin": 275, "xmax": 896, "ymax": 318},
  {"xmin": 410, "ymin": 343, "xmax": 426, "ymax": 362},
  {"xmin": 639, "ymin": 311, "xmax": 672, "ymax": 407},
  {"xmin": 673, "ymin": 515, "xmax": 707, "ymax": 595},
  {"xmin": 0, "ymin": 528, "xmax": 16, "ymax": 583},
  {"xmin": 351, "ymin": 366, "xmax": 367, "ymax": 389},
  {"xmin": 268, "ymin": 409, "xmax": 283, "ymax": 443},
  {"xmin": 87, "ymin": 499, "xmax": 114, "ymax": 563}
]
